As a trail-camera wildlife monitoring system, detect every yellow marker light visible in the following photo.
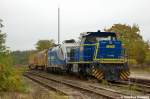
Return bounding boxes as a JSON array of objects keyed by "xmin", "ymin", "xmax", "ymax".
[{"xmin": 106, "ymin": 45, "xmax": 115, "ymax": 48}]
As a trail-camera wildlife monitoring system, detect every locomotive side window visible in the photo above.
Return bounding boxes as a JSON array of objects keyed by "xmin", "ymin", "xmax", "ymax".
[
  {"xmin": 85, "ymin": 37, "xmax": 97, "ymax": 43},
  {"xmin": 81, "ymin": 34, "xmax": 117, "ymax": 44},
  {"xmin": 66, "ymin": 47, "xmax": 76, "ymax": 62}
]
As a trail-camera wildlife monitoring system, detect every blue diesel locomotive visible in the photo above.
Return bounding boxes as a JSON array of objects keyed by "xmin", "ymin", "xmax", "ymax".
[{"xmin": 30, "ymin": 30, "xmax": 130, "ymax": 81}]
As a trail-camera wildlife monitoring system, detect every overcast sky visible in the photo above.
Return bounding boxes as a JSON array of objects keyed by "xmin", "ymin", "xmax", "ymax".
[{"xmin": 0, "ymin": 0, "xmax": 150, "ymax": 51}]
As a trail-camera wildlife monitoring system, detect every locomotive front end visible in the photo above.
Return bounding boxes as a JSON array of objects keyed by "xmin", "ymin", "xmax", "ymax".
[{"xmin": 92, "ymin": 40, "xmax": 130, "ymax": 81}]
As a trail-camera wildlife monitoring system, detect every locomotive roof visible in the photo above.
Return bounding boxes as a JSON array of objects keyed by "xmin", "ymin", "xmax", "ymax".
[{"xmin": 83, "ymin": 31, "xmax": 116, "ymax": 37}]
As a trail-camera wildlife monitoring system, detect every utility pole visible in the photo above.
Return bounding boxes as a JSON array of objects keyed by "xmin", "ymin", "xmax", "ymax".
[{"xmin": 58, "ymin": 7, "xmax": 60, "ymax": 44}]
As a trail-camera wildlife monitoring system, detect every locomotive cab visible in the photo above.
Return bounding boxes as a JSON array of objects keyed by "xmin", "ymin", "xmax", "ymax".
[{"xmin": 81, "ymin": 32, "xmax": 117, "ymax": 44}]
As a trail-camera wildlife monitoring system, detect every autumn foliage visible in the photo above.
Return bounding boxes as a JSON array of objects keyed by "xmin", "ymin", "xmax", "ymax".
[
  {"xmin": 105, "ymin": 24, "xmax": 150, "ymax": 64},
  {"xmin": 0, "ymin": 20, "xmax": 26, "ymax": 92}
]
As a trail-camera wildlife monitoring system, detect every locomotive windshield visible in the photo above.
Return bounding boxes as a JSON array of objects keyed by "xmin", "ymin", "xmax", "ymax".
[
  {"xmin": 84, "ymin": 35, "xmax": 116, "ymax": 43},
  {"xmin": 96, "ymin": 36, "xmax": 116, "ymax": 41},
  {"xmin": 81, "ymin": 32, "xmax": 117, "ymax": 43}
]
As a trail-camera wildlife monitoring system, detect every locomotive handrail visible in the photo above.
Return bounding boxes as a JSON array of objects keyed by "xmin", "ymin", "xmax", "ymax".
[{"xmin": 66, "ymin": 43, "xmax": 127, "ymax": 64}]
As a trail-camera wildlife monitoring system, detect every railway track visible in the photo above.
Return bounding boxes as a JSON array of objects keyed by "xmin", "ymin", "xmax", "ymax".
[
  {"xmin": 129, "ymin": 77, "xmax": 150, "ymax": 86},
  {"xmin": 129, "ymin": 77, "xmax": 150, "ymax": 94},
  {"xmin": 97, "ymin": 77, "xmax": 149, "ymax": 97},
  {"xmin": 24, "ymin": 71, "xmax": 128, "ymax": 99}
]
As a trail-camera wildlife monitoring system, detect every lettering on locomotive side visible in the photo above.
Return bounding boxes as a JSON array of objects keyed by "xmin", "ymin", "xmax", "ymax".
[{"xmin": 106, "ymin": 45, "xmax": 115, "ymax": 48}]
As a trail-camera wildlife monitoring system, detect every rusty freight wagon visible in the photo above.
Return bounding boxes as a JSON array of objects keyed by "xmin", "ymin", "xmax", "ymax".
[{"xmin": 29, "ymin": 50, "xmax": 48, "ymax": 70}]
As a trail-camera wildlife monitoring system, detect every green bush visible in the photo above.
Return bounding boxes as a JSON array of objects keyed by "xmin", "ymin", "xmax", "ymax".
[
  {"xmin": 0, "ymin": 20, "xmax": 26, "ymax": 92},
  {"xmin": 0, "ymin": 54, "xmax": 26, "ymax": 92}
]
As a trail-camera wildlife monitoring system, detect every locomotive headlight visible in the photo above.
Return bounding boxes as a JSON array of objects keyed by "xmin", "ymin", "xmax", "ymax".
[{"xmin": 80, "ymin": 47, "xmax": 83, "ymax": 51}]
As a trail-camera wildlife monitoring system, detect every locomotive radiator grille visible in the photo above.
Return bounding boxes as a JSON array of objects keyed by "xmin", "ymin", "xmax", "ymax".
[
  {"xmin": 92, "ymin": 68, "xmax": 104, "ymax": 80},
  {"xmin": 120, "ymin": 70, "xmax": 130, "ymax": 80}
]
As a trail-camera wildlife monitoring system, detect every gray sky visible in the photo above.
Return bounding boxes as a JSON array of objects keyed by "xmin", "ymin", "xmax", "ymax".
[{"xmin": 0, "ymin": 0, "xmax": 150, "ymax": 51}]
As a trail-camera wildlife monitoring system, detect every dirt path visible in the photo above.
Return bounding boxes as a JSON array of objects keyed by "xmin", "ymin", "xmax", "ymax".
[{"xmin": 130, "ymin": 71, "xmax": 150, "ymax": 80}]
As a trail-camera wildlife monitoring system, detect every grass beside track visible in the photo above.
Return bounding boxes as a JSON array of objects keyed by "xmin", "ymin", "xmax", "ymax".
[{"xmin": 0, "ymin": 77, "xmax": 69, "ymax": 99}]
